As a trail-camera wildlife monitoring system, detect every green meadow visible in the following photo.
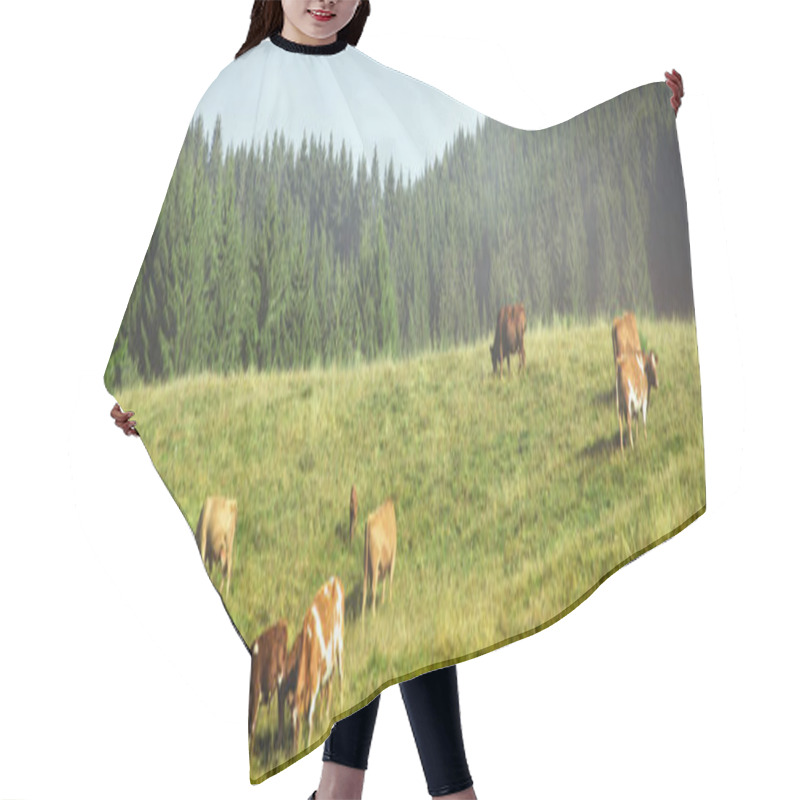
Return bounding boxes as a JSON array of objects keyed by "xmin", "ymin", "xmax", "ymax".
[{"xmin": 114, "ymin": 315, "xmax": 705, "ymax": 778}]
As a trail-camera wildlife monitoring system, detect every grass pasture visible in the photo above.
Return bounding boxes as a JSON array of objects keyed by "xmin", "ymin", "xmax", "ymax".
[{"xmin": 114, "ymin": 315, "xmax": 706, "ymax": 779}]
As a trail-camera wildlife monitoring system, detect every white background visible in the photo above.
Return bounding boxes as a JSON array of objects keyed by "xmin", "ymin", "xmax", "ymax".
[{"xmin": 1, "ymin": 1, "xmax": 797, "ymax": 798}]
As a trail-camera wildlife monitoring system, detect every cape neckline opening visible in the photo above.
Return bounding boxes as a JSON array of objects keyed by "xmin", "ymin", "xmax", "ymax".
[{"xmin": 269, "ymin": 32, "xmax": 348, "ymax": 55}]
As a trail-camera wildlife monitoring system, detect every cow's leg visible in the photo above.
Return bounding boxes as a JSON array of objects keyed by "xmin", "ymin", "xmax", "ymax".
[
  {"xmin": 308, "ymin": 678, "xmax": 321, "ymax": 748},
  {"xmin": 263, "ymin": 693, "xmax": 274, "ymax": 756},
  {"xmin": 325, "ymin": 654, "xmax": 335, "ymax": 716},
  {"xmin": 643, "ymin": 400, "xmax": 648, "ymax": 441},
  {"xmin": 381, "ymin": 566, "xmax": 387, "ymax": 605},
  {"xmin": 325, "ymin": 674, "xmax": 333, "ymax": 717},
  {"xmin": 277, "ymin": 687, "xmax": 285, "ymax": 746},
  {"xmin": 389, "ymin": 555, "xmax": 395, "ymax": 603},
  {"xmin": 338, "ymin": 641, "xmax": 344, "ymax": 705},
  {"xmin": 265, "ymin": 693, "xmax": 278, "ymax": 757},
  {"xmin": 372, "ymin": 568, "xmax": 378, "ymax": 616},
  {"xmin": 248, "ymin": 651, "xmax": 260, "ymax": 756},
  {"xmin": 628, "ymin": 413, "xmax": 634, "ymax": 449},
  {"xmin": 499, "ymin": 344, "xmax": 503, "ymax": 378},
  {"xmin": 226, "ymin": 537, "xmax": 234, "ymax": 598},
  {"xmin": 362, "ymin": 567, "xmax": 368, "ymax": 628},
  {"xmin": 199, "ymin": 511, "xmax": 208, "ymax": 564},
  {"xmin": 249, "ymin": 695, "xmax": 261, "ymax": 757}
]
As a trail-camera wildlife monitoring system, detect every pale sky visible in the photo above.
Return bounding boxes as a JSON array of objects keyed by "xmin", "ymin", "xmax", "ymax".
[{"xmin": 192, "ymin": 36, "xmax": 485, "ymax": 185}]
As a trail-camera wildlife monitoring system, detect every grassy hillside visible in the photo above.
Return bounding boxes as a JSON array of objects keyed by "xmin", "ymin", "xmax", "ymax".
[{"xmin": 112, "ymin": 315, "xmax": 705, "ymax": 777}]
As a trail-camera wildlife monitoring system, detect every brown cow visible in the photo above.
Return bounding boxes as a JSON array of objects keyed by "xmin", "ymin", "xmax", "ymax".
[
  {"xmin": 616, "ymin": 350, "xmax": 660, "ymax": 452},
  {"xmin": 490, "ymin": 303, "xmax": 526, "ymax": 377},
  {"xmin": 280, "ymin": 577, "xmax": 345, "ymax": 751},
  {"xmin": 362, "ymin": 500, "xmax": 397, "ymax": 626},
  {"xmin": 194, "ymin": 496, "xmax": 237, "ymax": 597},
  {"xmin": 349, "ymin": 484, "xmax": 358, "ymax": 546},
  {"xmin": 248, "ymin": 619, "xmax": 288, "ymax": 758}
]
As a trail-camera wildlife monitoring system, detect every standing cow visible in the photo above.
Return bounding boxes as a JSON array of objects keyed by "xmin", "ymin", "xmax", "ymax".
[
  {"xmin": 248, "ymin": 619, "xmax": 288, "ymax": 758},
  {"xmin": 490, "ymin": 303, "xmax": 526, "ymax": 377},
  {"xmin": 349, "ymin": 484, "xmax": 358, "ymax": 547},
  {"xmin": 362, "ymin": 499, "xmax": 397, "ymax": 626},
  {"xmin": 616, "ymin": 350, "xmax": 660, "ymax": 452},
  {"xmin": 280, "ymin": 577, "xmax": 345, "ymax": 752},
  {"xmin": 194, "ymin": 496, "xmax": 237, "ymax": 597}
]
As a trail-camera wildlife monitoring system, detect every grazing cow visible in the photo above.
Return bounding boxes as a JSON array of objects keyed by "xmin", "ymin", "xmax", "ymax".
[
  {"xmin": 611, "ymin": 311, "xmax": 642, "ymax": 361},
  {"xmin": 616, "ymin": 350, "xmax": 660, "ymax": 452},
  {"xmin": 248, "ymin": 619, "xmax": 288, "ymax": 758},
  {"xmin": 194, "ymin": 496, "xmax": 237, "ymax": 597},
  {"xmin": 349, "ymin": 484, "xmax": 358, "ymax": 546},
  {"xmin": 362, "ymin": 500, "xmax": 397, "ymax": 625},
  {"xmin": 490, "ymin": 303, "xmax": 526, "ymax": 377},
  {"xmin": 280, "ymin": 577, "xmax": 345, "ymax": 751}
]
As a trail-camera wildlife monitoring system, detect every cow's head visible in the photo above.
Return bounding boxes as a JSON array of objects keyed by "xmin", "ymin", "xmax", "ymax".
[{"xmin": 645, "ymin": 350, "xmax": 659, "ymax": 389}]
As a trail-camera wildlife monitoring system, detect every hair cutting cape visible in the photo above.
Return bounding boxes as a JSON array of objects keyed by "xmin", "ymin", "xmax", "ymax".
[{"xmin": 104, "ymin": 32, "xmax": 706, "ymax": 784}]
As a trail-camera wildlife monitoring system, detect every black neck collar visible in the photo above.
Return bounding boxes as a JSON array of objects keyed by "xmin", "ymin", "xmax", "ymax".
[{"xmin": 269, "ymin": 32, "xmax": 348, "ymax": 56}]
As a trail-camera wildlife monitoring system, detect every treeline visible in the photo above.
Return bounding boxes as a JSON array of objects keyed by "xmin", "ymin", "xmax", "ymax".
[{"xmin": 106, "ymin": 81, "xmax": 692, "ymax": 389}]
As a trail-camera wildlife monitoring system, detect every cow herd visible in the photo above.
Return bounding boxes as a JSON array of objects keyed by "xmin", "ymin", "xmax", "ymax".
[
  {"xmin": 491, "ymin": 303, "xmax": 660, "ymax": 454},
  {"xmin": 193, "ymin": 306, "xmax": 660, "ymax": 765},
  {"xmin": 193, "ymin": 487, "xmax": 398, "ymax": 763}
]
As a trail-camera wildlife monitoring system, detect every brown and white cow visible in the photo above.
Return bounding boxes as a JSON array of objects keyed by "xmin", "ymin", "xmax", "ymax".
[
  {"xmin": 616, "ymin": 350, "xmax": 660, "ymax": 452},
  {"xmin": 349, "ymin": 484, "xmax": 358, "ymax": 547},
  {"xmin": 490, "ymin": 303, "xmax": 526, "ymax": 377},
  {"xmin": 362, "ymin": 499, "xmax": 397, "ymax": 626},
  {"xmin": 194, "ymin": 496, "xmax": 237, "ymax": 597},
  {"xmin": 280, "ymin": 577, "xmax": 345, "ymax": 751},
  {"xmin": 248, "ymin": 619, "xmax": 288, "ymax": 758}
]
